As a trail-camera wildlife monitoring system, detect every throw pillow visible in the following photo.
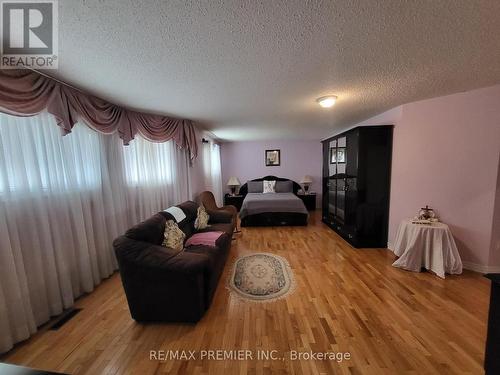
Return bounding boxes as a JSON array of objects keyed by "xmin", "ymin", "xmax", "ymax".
[
  {"xmin": 263, "ymin": 180, "xmax": 276, "ymax": 194},
  {"xmin": 185, "ymin": 231, "xmax": 224, "ymax": 247},
  {"xmin": 162, "ymin": 220, "xmax": 185, "ymax": 252},
  {"xmin": 195, "ymin": 205, "xmax": 210, "ymax": 230}
]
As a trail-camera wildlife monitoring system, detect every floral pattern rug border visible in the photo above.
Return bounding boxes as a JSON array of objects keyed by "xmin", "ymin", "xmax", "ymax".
[{"xmin": 227, "ymin": 252, "xmax": 296, "ymax": 302}]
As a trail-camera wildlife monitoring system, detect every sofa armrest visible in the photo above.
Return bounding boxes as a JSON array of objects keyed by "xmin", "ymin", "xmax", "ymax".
[{"xmin": 207, "ymin": 207, "xmax": 236, "ymax": 224}]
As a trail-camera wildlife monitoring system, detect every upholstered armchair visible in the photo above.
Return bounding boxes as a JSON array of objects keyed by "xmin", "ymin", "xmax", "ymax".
[{"xmin": 199, "ymin": 191, "xmax": 238, "ymax": 232}]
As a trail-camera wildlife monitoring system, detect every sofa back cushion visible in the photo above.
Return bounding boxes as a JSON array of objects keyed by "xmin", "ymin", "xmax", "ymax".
[
  {"xmin": 160, "ymin": 200, "xmax": 199, "ymax": 238},
  {"xmin": 126, "ymin": 201, "xmax": 200, "ymax": 246},
  {"xmin": 125, "ymin": 213, "xmax": 166, "ymax": 245}
]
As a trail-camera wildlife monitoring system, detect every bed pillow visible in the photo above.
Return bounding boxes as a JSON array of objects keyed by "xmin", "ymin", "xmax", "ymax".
[
  {"xmin": 263, "ymin": 180, "xmax": 276, "ymax": 194},
  {"xmin": 275, "ymin": 180, "xmax": 293, "ymax": 193},
  {"xmin": 247, "ymin": 181, "xmax": 263, "ymax": 193},
  {"xmin": 162, "ymin": 220, "xmax": 185, "ymax": 252}
]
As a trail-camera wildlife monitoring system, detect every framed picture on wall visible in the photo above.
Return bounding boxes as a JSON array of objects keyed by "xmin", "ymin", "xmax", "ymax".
[{"xmin": 265, "ymin": 149, "xmax": 280, "ymax": 166}]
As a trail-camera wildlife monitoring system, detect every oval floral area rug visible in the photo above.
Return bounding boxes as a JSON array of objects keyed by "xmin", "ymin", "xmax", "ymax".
[{"xmin": 228, "ymin": 253, "xmax": 295, "ymax": 301}]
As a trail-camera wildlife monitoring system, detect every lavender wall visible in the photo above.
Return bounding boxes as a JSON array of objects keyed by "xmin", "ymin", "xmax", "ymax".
[
  {"xmin": 220, "ymin": 140, "xmax": 322, "ymax": 205},
  {"xmin": 219, "ymin": 85, "xmax": 500, "ymax": 270},
  {"xmin": 346, "ymin": 84, "xmax": 500, "ymax": 270}
]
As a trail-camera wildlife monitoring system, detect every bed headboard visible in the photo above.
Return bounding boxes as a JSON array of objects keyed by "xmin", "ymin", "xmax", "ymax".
[{"xmin": 239, "ymin": 175, "xmax": 302, "ymax": 196}]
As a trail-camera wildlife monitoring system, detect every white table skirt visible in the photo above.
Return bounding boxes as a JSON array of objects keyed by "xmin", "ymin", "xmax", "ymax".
[{"xmin": 392, "ymin": 219, "xmax": 463, "ymax": 278}]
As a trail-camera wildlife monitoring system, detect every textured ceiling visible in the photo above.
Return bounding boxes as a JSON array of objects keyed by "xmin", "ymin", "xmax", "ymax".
[{"xmin": 53, "ymin": 0, "xmax": 500, "ymax": 141}]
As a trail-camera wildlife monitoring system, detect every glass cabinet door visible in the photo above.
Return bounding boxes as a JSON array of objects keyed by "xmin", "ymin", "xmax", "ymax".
[
  {"xmin": 336, "ymin": 178, "xmax": 345, "ymax": 222},
  {"xmin": 335, "ymin": 136, "xmax": 347, "ymax": 223},
  {"xmin": 325, "ymin": 135, "xmax": 356, "ymax": 227},
  {"xmin": 328, "ymin": 139, "xmax": 337, "ymax": 219}
]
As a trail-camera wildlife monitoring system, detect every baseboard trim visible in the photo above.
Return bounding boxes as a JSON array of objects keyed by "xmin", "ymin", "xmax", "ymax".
[{"xmin": 462, "ymin": 262, "xmax": 500, "ymax": 274}]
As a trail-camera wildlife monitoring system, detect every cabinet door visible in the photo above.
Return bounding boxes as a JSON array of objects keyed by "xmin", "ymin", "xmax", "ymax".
[
  {"xmin": 327, "ymin": 139, "xmax": 337, "ymax": 221},
  {"xmin": 343, "ymin": 131, "xmax": 359, "ymax": 235},
  {"xmin": 322, "ymin": 140, "xmax": 330, "ymax": 220}
]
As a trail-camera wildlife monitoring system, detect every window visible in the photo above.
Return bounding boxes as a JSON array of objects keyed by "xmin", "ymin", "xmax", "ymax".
[
  {"xmin": 122, "ymin": 135, "xmax": 175, "ymax": 186},
  {"xmin": 0, "ymin": 112, "xmax": 102, "ymax": 194}
]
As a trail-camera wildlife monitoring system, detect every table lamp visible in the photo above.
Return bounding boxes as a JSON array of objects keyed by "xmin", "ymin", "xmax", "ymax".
[
  {"xmin": 227, "ymin": 176, "xmax": 241, "ymax": 196},
  {"xmin": 300, "ymin": 175, "xmax": 313, "ymax": 194}
]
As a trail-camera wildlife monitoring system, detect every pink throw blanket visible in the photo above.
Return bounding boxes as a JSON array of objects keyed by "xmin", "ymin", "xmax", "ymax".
[{"xmin": 185, "ymin": 231, "xmax": 224, "ymax": 247}]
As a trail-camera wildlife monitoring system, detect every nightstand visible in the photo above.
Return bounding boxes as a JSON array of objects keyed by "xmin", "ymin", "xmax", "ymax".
[
  {"xmin": 224, "ymin": 194, "xmax": 244, "ymax": 212},
  {"xmin": 297, "ymin": 193, "xmax": 316, "ymax": 211}
]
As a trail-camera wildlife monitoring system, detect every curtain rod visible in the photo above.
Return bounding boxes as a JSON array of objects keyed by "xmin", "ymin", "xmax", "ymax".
[{"xmin": 28, "ymin": 68, "xmax": 86, "ymax": 94}]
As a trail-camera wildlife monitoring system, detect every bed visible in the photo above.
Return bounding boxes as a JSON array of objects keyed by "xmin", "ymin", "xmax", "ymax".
[{"xmin": 238, "ymin": 176, "xmax": 308, "ymax": 227}]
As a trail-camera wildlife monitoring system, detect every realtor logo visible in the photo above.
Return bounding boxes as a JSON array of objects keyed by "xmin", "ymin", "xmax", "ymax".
[{"xmin": 1, "ymin": 0, "xmax": 58, "ymax": 69}]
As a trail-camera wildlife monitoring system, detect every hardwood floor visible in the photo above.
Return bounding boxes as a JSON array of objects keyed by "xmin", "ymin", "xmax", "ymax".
[{"xmin": 1, "ymin": 212, "xmax": 490, "ymax": 374}]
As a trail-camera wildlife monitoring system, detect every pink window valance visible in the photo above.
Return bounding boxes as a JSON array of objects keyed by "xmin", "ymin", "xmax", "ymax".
[{"xmin": 0, "ymin": 70, "xmax": 198, "ymax": 159}]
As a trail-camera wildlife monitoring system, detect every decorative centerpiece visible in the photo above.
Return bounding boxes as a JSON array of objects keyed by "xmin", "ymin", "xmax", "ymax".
[{"xmin": 412, "ymin": 205, "xmax": 439, "ymax": 224}]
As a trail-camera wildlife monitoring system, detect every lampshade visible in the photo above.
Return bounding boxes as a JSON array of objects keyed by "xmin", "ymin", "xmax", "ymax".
[
  {"xmin": 300, "ymin": 175, "xmax": 313, "ymax": 184},
  {"xmin": 227, "ymin": 176, "xmax": 241, "ymax": 186}
]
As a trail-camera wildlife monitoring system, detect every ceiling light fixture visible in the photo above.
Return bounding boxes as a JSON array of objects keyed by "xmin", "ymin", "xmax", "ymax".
[{"xmin": 316, "ymin": 95, "xmax": 337, "ymax": 108}]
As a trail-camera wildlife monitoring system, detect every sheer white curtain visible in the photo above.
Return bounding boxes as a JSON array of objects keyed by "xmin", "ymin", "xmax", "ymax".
[
  {"xmin": 202, "ymin": 141, "xmax": 223, "ymax": 206},
  {"xmin": 0, "ymin": 112, "xmax": 191, "ymax": 353},
  {"xmin": 0, "ymin": 113, "xmax": 120, "ymax": 353},
  {"xmin": 210, "ymin": 143, "xmax": 223, "ymax": 206},
  {"xmin": 121, "ymin": 134, "xmax": 191, "ymax": 222}
]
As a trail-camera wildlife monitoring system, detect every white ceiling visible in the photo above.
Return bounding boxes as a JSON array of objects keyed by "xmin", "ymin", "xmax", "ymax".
[{"xmin": 53, "ymin": 0, "xmax": 500, "ymax": 141}]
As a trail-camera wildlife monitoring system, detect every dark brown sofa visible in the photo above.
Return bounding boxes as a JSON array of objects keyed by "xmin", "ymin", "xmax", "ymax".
[{"xmin": 113, "ymin": 201, "xmax": 233, "ymax": 323}]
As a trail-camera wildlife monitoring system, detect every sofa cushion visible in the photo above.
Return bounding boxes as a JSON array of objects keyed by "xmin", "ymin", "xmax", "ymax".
[
  {"xmin": 177, "ymin": 201, "xmax": 198, "ymax": 221},
  {"xmin": 159, "ymin": 201, "xmax": 198, "ymax": 238},
  {"xmin": 162, "ymin": 220, "xmax": 185, "ymax": 252}
]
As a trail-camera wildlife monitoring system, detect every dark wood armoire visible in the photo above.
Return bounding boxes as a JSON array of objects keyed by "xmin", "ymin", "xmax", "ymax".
[
  {"xmin": 322, "ymin": 125, "xmax": 393, "ymax": 248},
  {"xmin": 485, "ymin": 274, "xmax": 500, "ymax": 374}
]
